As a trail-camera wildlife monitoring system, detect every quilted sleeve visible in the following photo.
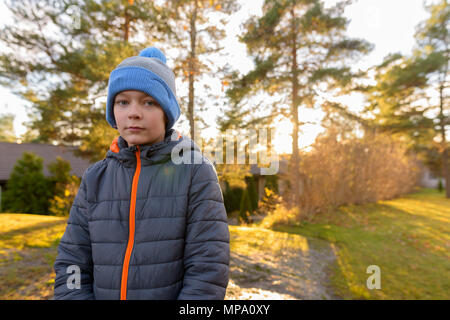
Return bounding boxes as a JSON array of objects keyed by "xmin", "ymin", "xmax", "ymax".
[
  {"xmin": 177, "ymin": 158, "xmax": 230, "ymax": 300},
  {"xmin": 53, "ymin": 172, "xmax": 95, "ymax": 300}
]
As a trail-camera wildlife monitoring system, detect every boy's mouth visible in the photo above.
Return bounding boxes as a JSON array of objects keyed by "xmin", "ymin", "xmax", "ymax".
[{"xmin": 127, "ymin": 126, "xmax": 145, "ymax": 132}]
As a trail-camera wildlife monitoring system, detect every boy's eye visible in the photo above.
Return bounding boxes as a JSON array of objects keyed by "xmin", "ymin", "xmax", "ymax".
[
  {"xmin": 115, "ymin": 99, "xmax": 128, "ymax": 106},
  {"xmin": 115, "ymin": 100, "xmax": 155, "ymax": 106}
]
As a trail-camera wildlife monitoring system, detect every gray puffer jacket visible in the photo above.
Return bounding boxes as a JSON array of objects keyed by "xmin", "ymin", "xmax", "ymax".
[{"xmin": 53, "ymin": 128, "xmax": 230, "ymax": 300}]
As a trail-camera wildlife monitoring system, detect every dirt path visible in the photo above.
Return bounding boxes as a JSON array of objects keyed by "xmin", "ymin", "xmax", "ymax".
[{"xmin": 225, "ymin": 226, "xmax": 340, "ymax": 300}]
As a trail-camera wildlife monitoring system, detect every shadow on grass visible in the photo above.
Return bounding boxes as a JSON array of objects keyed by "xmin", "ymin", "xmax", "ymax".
[
  {"xmin": 269, "ymin": 190, "xmax": 450, "ymax": 299},
  {"xmin": 0, "ymin": 220, "xmax": 67, "ymax": 242}
]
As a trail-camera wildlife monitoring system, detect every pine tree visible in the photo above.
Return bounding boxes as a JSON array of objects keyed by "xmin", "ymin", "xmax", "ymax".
[
  {"xmin": 225, "ymin": 0, "xmax": 372, "ymax": 207},
  {"xmin": 162, "ymin": 0, "xmax": 241, "ymax": 140},
  {"xmin": 0, "ymin": 0, "xmax": 176, "ymax": 160},
  {"xmin": 366, "ymin": 0, "xmax": 450, "ymax": 197},
  {"xmin": 2, "ymin": 152, "xmax": 52, "ymax": 214}
]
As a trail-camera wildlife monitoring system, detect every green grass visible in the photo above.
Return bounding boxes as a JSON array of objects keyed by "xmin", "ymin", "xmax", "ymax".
[
  {"xmin": 229, "ymin": 225, "xmax": 312, "ymax": 257},
  {"xmin": 270, "ymin": 188, "xmax": 450, "ymax": 299},
  {"xmin": 1, "ymin": 188, "xmax": 448, "ymax": 300},
  {"xmin": 0, "ymin": 213, "xmax": 67, "ymax": 299}
]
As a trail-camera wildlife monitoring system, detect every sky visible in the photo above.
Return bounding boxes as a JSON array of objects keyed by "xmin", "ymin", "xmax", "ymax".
[{"xmin": 0, "ymin": 0, "xmax": 434, "ymax": 154}]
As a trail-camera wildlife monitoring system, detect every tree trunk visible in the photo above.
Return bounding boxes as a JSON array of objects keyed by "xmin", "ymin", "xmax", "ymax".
[
  {"xmin": 124, "ymin": 6, "xmax": 130, "ymax": 42},
  {"xmin": 438, "ymin": 82, "xmax": 450, "ymax": 197},
  {"xmin": 188, "ymin": 1, "xmax": 198, "ymax": 140},
  {"xmin": 289, "ymin": 5, "xmax": 300, "ymax": 208},
  {"xmin": 442, "ymin": 149, "xmax": 449, "ymax": 197}
]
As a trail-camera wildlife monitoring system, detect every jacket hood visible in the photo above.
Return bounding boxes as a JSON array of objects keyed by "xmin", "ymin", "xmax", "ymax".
[{"xmin": 106, "ymin": 128, "xmax": 202, "ymax": 167}]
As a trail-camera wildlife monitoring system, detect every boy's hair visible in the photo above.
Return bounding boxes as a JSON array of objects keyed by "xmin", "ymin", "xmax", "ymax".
[{"xmin": 106, "ymin": 47, "xmax": 181, "ymax": 131}]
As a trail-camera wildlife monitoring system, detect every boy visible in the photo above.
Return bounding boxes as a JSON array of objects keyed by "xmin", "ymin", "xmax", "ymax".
[{"xmin": 53, "ymin": 47, "xmax": 230, "ymax": 300}]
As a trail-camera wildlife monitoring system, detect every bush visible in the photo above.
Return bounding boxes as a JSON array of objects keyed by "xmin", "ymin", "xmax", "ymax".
[
  {"xmin": 258, "ymin": 187, "xmax": 282, "ymax": 215},
  {"xmin": 292, "ymin": 129, "xmax": 421, "ymax": 219},
  {"xmin": 264, "ymin": 174, "xmax": 278, "ymax": 194},
  {"xmin": 47, "ymin": 156, "xmax": 80, "ymax": 216},
  {"xmin": 223, "ymin": 181, "xmax": 243, "ymax": 215},
  {"xmin": 245, "ymin": 175, "xmax": 259, "ymax": 213},
  {"xmin": 224, "ymin": 175, "xmax": 261, "ymax": 224},
  {"xmin": 239, "ymin": 189, "xmax": 252, "ymax": 224},
  {"xmin": 1, "ymin": 153, "xmax": 81, "ymax": 216},
  {"xmin": 260, "ymin": 203, "xmax": 300, "ymax": 229},
  {"xmin": 437, "ymin": 179, "xmax": 444, "ymax": 192},
  {"xmin": 2, "ymin": 152, "xmax": 52, "ymax": 214},
  {"xmin": 49, "ymin": 175, "xmax": 80, "ymax": 216}
]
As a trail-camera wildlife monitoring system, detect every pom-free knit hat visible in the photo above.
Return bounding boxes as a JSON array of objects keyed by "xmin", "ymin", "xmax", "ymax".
[{"xmin": 106, "ymin": 47, "xmax": 181, "ymax": 131}]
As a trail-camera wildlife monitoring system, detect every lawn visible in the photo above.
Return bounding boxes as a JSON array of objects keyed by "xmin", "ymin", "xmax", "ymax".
[
  {"xmin": 0, "ymin": 213, "xmax": 67, "ymax": 299},
  {"xmin": 0, "ymin": 188, "xmax": 448, "ymax": 300},
  {"xmin": 0, "ymin": 212, "xmax": 337, "ymax": 300},
  {"xmin": 270, "ymin": 188, "xmax": 450, "ymax": 299}
]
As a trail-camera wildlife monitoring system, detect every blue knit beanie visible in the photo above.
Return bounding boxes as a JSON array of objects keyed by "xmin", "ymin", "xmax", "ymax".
[{"xmin": 106, "ymin": 47, "xmax": 181, "ymax": 131}]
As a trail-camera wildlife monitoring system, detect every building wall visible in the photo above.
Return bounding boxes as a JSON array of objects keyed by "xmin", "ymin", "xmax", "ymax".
[{"xmin": 420, "ymin": 168, "xmax": 445, "ymax": 189}]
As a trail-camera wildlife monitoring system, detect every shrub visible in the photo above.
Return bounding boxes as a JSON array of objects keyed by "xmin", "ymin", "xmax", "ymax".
[
  {"xmin": 1, "ymin": 153, "xmax": 81, "ymax": 216},
  {"xmin": 47, "ymin": 156, "xmax": 80, "ymax": 216},
  {"xmin": 49, "ymin": 175, "xmax": 80, "ymax": 216},
  {"xmin": 260, "ymin": 203, "xmax": 300, "ymax": 229},
  {"xmin": 438, "ymin": 179, "xmax": 443, "ymax": 192},
  {"xmin": 239, "ymin": 189, "xmax": 252, "ymax": 224},
  {"xmin": 2, "ymin": 152, "xmax": 52, "ymax": 214},
  {"xmin": 258, "ymin": 187, "xmax": 282, "ymax": 215},
  {"xmin": 223, "ymin": 181, "xmax": 243, "ymax": 215},
  {"xmin": 245, "ymin": 175, "xmax": 259, "ymax": 213},
  {"xmin": 292, "ymin": 129, "xmax": 421, "ymax": 219},
  {"xmin": 264, "ymin": 174, "xmax": 279, "ymax": 194}
]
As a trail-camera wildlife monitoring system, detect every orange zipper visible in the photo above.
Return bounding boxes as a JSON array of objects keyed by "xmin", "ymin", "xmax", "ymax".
[{"xmin": 120, "ymin": 145, "xmax": 141, "ymax": 300}]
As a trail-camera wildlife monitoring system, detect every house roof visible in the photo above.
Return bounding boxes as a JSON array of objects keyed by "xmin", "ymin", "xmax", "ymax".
[
  {"xmin": 0, "ymin": 141, "xmax": 93, "ymax": 182},
  {"xmin": 250, "ymin": 157, "xmax": 288, "ymax": 175}
]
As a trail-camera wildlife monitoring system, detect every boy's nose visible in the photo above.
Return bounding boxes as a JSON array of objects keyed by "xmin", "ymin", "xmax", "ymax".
[{"xmin": 127, "ymin": 101, "xmax": 143, "ymax": 118}]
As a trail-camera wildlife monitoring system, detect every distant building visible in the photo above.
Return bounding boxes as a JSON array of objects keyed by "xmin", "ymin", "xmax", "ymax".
[
  {"xmin": 419, "ymin": 164, "xmax": 446, "ymax": 189},
  {"xmin": 0, "ymin": 141, "xmax": 92, "ymax": 209},
  {"xmin": 249, "ymin": 155, "xmax": 289, "ymax": 200}
]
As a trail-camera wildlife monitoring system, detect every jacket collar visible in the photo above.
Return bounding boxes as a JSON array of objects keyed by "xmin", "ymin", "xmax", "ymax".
[{"xmin": 106, "ymin": 129, "xmax": 198, "ymax": 167}]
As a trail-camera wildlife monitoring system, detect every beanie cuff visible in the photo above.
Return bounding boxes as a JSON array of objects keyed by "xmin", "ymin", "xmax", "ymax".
[{"xmin": 106, "ymin": 66, "xmax": 180, "ymax": 130}]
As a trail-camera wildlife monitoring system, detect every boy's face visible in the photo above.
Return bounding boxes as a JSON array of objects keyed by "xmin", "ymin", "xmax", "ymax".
[{"xmin": 113, "ymin": 90, "xmax": 167, "ymax": 147}]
